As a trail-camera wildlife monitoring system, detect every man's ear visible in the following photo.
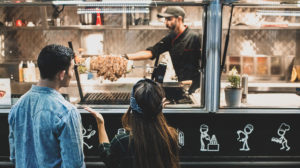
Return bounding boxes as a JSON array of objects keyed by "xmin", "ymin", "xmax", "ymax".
[
  {"xmin": 178, "ymin": 16, "xmax": 183, "ymax": 22},
  {"xmin": 58, "ymin": 70, "xmax": 66, "ymax": 81}
]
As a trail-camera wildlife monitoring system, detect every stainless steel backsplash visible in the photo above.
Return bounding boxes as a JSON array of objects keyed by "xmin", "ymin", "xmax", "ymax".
[{"xmin": 0, "ymin": 5, "xmax": 298, "ymax": 81}]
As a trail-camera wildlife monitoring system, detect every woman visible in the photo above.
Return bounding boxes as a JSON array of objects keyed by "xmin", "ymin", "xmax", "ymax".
[{"xmin": 85, "ymin": 78, "xmax": 180, "ymax": 168}]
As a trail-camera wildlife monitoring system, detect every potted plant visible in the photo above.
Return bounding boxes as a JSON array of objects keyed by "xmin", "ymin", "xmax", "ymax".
[{"xmin": 224, "ymin": 66, "xmax": 242, "ymax": 107}]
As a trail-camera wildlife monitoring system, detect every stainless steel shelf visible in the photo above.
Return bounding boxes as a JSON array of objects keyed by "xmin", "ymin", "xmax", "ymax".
[
  {"xmin": 128, "ymin": 25, "xmax": 202, "ymax": 30},
  {"xmin": 0, "ymin": 25, "xmax": 202, "ymax": 30},
  {"xmin": 0, "ymin": 1, "xmax": 207, "ymax": 7},
  {"xmin": 221, "ymin": 25, "xmax": 300, "ymax": 30},
  {"xmin": 0, "ymin": 25, "xmax": 120, "ymax": 30}
]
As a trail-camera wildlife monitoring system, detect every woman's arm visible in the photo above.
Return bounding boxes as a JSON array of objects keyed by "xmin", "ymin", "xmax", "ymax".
[{"xmin": 84, "ymin": 107, "xmax": 109, "ymax": 143}]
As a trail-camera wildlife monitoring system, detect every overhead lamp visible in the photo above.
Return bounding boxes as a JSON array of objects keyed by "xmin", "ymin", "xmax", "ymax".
[
  {"xmin": 77, "ymin": 7, "xmax": 149, "ymax": 14},
  {"xmin": 52, "ymin": 0, "xmax": 152, "ymax": 7}
]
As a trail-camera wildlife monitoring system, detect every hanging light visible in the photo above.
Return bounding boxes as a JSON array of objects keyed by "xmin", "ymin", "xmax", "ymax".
[
  {"xmin": 52, "ymin": 0, "xmax": 152, "ymax": 7},
  {"xmin": 77, "ymin": 7, "xmax": 149, "ymax": 14},
  {"xmin": 257, "ymin": 10, "xmax": 300, "ymax": 16}
]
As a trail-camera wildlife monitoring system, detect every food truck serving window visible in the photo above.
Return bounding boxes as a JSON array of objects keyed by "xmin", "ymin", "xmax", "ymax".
[
  {"xmin": 220, "ymin": 5, "xmax": 300, "ymax": 109},
  {"xmin": 0, "ymin": 3, "xmax": 205, "ymax": 109}
]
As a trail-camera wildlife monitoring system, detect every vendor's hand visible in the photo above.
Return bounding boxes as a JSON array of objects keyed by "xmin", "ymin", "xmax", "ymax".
[
  {"xmin": 162, "ymin": 98, "xmax": 170, "ymax": 108},
  {"xmin": 180, "ymin": 80, "xmax": 193, "ymax": 85},
  {"xmin": 84, "ymin": 107, "xmax": 104, "ymax": 124},
  {"xmin": 122, "ymin": 54, "xmax": 129, "ymax": 60}
]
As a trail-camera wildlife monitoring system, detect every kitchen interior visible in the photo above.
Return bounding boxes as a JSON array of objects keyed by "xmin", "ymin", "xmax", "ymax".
[
  {"xmin": 0, "ymin": 0, "xmax": 299, "ymax": 109},
  {"xmin": 220, "ymin": 3, "xmax": 300, "ymax": 108},
  {"xmin": 0, "ymin": 1, "xmax": 204, "ymax": 109}
]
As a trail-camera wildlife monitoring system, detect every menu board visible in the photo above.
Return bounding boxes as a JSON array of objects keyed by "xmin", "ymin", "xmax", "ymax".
[{"xmin": 0, "ymin": 78, "xmax": 11, "ymax": 105}]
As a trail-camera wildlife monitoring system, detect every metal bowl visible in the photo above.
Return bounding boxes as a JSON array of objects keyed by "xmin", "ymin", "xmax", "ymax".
[{"xmin": 79, "ymin": 14, "xmax": 96, "ymax": 25}]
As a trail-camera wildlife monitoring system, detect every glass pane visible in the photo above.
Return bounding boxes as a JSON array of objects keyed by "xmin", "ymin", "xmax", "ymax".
[
  {"xmin": 220, "ymin": 5, "xmax": 300, "ymax": 109},
  {"xmin": 271, "ymin": 57, "xmax": 281, "ymax": 75},
  {"xmin": 0, "ymin": 4, "xmax": 205, "ymax": 109},
  {"xmin": 256, "ymin": 57, "xmax": 268, "ymax": 75},
  {"xmin": 243, "ymin": 57, "xmax": 254, "ymax": 75}
]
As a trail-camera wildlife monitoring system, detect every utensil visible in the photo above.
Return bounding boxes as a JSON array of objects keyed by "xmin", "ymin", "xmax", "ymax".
[{"xmin": 79, "ymin": 13, "xmax": 95, "ymax": 25}]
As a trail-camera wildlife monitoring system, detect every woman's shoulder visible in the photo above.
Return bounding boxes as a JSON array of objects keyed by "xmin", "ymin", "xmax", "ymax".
[
  {"xmin": 112, "ymin": 132, "xmax": 130, "ymax": 142},
  {"xmin": 111, "ymin": 132, "xmax": 131, "ymax": 150}
]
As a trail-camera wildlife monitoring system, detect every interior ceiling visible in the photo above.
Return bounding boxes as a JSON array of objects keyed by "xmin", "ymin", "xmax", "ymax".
[{"xmin": 0, "ymin": 0, "xmax": 300, "ymax": 5}]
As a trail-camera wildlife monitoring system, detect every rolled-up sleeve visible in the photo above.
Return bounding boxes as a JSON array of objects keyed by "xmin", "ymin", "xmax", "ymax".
[
  {"xmin": 146, "ymin": 34, "xmax": 172, "ymax": 60},
  {"xmin": 99, "ymin": 143, "xmax": 111, "ymax": 159},
  {"xmin": 56, "ymin": 109, "xmax": 85, "ymax": 168}
]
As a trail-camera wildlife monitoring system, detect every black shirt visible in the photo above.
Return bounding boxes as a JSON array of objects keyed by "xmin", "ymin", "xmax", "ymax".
[
  {"xmin": 147, "ymin": 27, "xmax": 201, "ymax": 81},
  {"xmin": 99, "ymin": 132, "xmax": 179, "ymax": 168},
  {"xmin": 99, "ymin": 133, "xmax": 134, "ymax": 168}
]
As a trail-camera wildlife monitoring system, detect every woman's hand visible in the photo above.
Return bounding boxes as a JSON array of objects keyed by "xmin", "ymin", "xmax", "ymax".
[
  {"xmin": 84, "ymin": 107, "xmax": 104, "ymax": 124},
  {"xmin": 84, "ymin": 106, "xmax": 109, "ymax": 143}
]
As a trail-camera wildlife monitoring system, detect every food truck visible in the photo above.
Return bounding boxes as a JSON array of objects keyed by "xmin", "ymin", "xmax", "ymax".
[{"xmin": 0, "ymin": 0, "xmax": 300, "ymax": 167}]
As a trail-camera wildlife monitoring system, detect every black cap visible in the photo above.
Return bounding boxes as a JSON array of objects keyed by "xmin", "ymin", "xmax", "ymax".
[{"xmin": 157, "ymin": 6, "xmax": 185, "ymax": 18}]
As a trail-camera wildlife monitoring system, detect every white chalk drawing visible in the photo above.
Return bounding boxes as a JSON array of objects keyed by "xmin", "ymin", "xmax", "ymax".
[
  {"xmin": 177, "ymin": 128, "xmax": 184, "ymax": 147},
  {"xmin": 82, "ymin": 125, "xmax": 96, "ymax": 149},
  {"xmin": 117, "ymin": 128, "xmax": 126, "ymax": 135},
  {"xmin": 208, "ymin": 135, "xmax": 219, "ymax": 151},
  {"xmin": 271, "ymin": 123, "xmax": 290, "ymax": 151},
  {"xmin": 200, "ymin": 124, "xmax": 220, "ymax": 152},
  {"xmin": 237, "ymin": 124, "xmax": 254, "ymax": 151}
]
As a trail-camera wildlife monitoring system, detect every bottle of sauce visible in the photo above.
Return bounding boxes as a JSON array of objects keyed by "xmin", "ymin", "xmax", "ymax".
[
  {"xmin": 23, "ymin": 61, "xmax": 28, "ymax": 82},
  {"xmin": 18, "ymin": 61, "xmax": 23, "ymax": 82}
]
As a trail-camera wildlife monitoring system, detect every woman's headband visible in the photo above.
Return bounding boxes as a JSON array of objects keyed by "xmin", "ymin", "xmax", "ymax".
[{"xmin": 130, "ymin": 78, "xmax": 159, "ymax": 114}]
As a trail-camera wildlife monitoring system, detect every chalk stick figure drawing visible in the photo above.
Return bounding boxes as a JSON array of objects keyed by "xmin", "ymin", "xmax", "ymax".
[
  {"xmin": 82, "ymin": 125, "xmax": 96, "ymax": 149},
  {"xmin": 200, "ymin": 124, "xmax": 210, "ymax": 151},
  {"xmin": 200, "ymin": 124, "xmax": 220, "ymax": 152},
  {"xmin": 237, "ymin": 124, "xmax": 254, "ymax": 151},
  {"xmin": 271, "ymin": 123, "xmax": 290, "ymax": 151},
  {"xmin": 177, "ymin": 128, "xmax": 184, "ymax": 147}
]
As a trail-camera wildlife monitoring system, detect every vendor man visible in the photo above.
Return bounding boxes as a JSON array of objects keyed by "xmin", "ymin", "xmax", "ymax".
[{"xmin": 123, "ymin": 6, "xmax": 202, "ymax": 94}]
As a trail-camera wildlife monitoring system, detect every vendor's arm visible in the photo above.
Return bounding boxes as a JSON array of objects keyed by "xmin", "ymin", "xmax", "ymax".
[
  {"xmin": 127, "ymin": 50, "xmax": 153, "ymax": 60},
  {"xmin": 126, "ymin": 34, "xmax": 172, "ymax": 61}
]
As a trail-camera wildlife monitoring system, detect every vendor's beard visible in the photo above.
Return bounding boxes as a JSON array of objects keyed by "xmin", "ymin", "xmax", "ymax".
[
  {"xmin": 166, "ymin": 20, "xmax": 177, "ymax": 31},
  {"xmin": 166, "ymin": 24, "xmax": 176, "ymax": 31}
]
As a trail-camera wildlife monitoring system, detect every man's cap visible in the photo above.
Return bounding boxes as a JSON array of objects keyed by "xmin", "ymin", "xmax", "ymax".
[{"xmin": 157, "ymin": 6, "xmax": 185, "ymax": 18}]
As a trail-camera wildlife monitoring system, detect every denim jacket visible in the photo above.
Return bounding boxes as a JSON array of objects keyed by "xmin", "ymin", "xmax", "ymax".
[{"xmin": 8, "ymin": 85, "xmax": 85, "ymax": 168}]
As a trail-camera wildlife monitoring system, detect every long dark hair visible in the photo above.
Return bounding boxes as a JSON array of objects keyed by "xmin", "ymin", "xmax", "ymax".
[{"xmin": 122, "ymin": 79, "xmax": 180, "ymax": 168}]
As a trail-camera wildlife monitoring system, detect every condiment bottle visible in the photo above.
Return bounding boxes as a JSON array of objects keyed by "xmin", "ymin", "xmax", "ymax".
[
  {"xmin": 241, "ymin": 74, "xmax": 248, "ymax": 103},
  {"xmin": 23, "ymin": 61, "xmax": 28, "ymax": 82},
  {"xmin": 19, "ymin": 61, "xmax": 23, "ymax": 82}
]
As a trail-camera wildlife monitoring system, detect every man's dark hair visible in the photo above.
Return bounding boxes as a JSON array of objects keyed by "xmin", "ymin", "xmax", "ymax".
[{"xmin": 37, "ymin": 44, "xmax": 74, "ymax": 80}]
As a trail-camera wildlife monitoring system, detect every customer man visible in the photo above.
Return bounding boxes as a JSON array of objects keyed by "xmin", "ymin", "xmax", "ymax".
[
  {"xmin": 124, "ymin": 6, "xmax": 202, "ymax": 94},
  {"xmin": 8, "ymin": 44, "xmax": 85, "ymax": 168}
]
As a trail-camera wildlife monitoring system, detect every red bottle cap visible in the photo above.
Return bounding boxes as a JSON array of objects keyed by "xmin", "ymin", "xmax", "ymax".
[{"xmin": 16, "ymin": 19, "xmax": 23, "ymax": 27}]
